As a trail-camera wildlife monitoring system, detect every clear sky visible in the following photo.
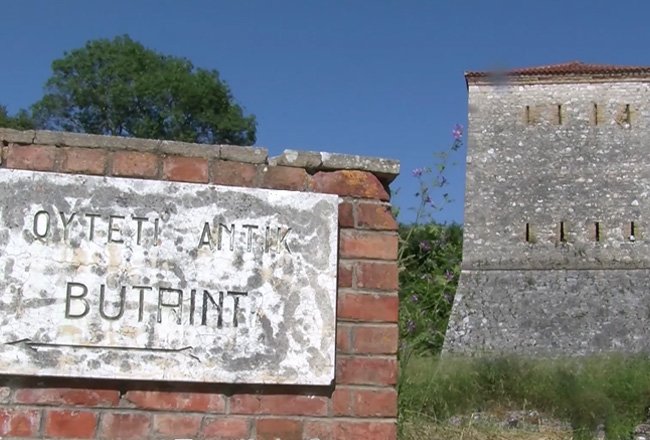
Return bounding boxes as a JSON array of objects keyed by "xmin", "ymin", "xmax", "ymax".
[{"xmin": 2, "ymin": 0, "xmax": 649, "ymax": 223}]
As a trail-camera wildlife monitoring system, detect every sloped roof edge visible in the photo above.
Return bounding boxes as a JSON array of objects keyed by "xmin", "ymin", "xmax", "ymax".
[{"xmin": 465, "ymin": 61, "xmax": 650, "ymax": 84}]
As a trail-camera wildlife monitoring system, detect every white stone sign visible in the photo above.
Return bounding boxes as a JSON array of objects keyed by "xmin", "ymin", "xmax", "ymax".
[{"xmin": 0, "ymin": 169, "xmax": 338, "ymax": 384}]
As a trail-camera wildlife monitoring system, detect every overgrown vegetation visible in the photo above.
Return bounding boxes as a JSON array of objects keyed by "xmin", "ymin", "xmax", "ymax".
[
  {"xmin": 397, "ymin": 123, "xmax": 464, "ymax": 356},
  {"xmin": 400, "ymin": 355, "xmax": 650, "ymax": 439},
  {"xmin": 398, "ymin": 222, "xmax": 462, "ymax": 355}
]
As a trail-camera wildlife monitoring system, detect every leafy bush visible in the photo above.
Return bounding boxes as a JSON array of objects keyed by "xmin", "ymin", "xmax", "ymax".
[{"xmin": 398, "ymin": 222, "xmax": 462, "ymax": 355}]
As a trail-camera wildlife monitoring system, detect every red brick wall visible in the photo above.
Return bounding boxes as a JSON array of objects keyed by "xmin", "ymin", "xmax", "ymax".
[{"xmin": 0, "ymin": 131, "xmax": 399, "ymax": 439}]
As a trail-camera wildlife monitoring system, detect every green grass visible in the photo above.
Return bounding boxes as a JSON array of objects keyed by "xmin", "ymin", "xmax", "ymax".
[
  {"xmin": 399, "ymin": 355, "xmax": 650, "ymax": 440},
  {"xmin": 400, "ymin": 419, "xmax": 573, "ymax": 440}
]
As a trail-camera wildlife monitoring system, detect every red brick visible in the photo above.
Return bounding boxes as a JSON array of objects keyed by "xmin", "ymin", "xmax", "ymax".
[
  {"xmin": 336, "ymin": 356, "xmax": 398, "ymax": 385},
  {"xmin": 333, "ymin": 387, "xmax": 397, "ymax": 417},
  {"xmin": 332, "ymin": 387, "xmax": 351, "ymax": 415},
  {"xmin": 111, "ymin": 151, "xmax": 158, "ymax": 178},
  {"xmin": 212, "ymin": 160, "xmax": 258, "ymax": 187},
  {"xmin": 62, "ymin": 148, "xmax": 108, "ymax": 175},
  {"xmin": 14, "ymin": 388, "xmax": 120, "ymax": 407},
  {"xmin": 338, "ymin": 263, "xmax": 353, "ymax": 288},
  {"xmin": 335, "ymin": 421, "xmax": 397, "ymax": 439},
  {"xmin": 202, "ymin": 417, "xmax": 250, "ymax": 439},
  {"xmin": 311, "ymin": 170, "xmax": 389, "ymax": 200},
  {"xmin": 354, "ymin": 388, "xmax": 398, "ymax": 417},
  {"xmin": 45, "ymin": 409, "xmax": 97, "ymax": 438},
  {"xmin": 357, "ymin": 202, "xmax": 398, "ymax": 230},
  {"xmin": 356, "ymin": 261, "xmax": 399, "ymax": 291},
  {"xmin": 0, "ymin": 408, "xmax": 40, "ymax": 437},
  {"xmin": 340, "ymin": 230, "xmax": 398, "ymax": 260},
  {"xmin": 256, "ymin": 418, "xmax": 302, "ymax": 440},
  {"xmin": 304, "ymin": 420, "xmax": 334, "ymax": 440},
  {"xmin": 99, "ymin": 413, "xmax": 151, "ymax": 440},
  {"xmin": 261, "ymin": 165, "xmax": 310, "ymax": 191},
  {"xmin": 353, "ymin": 324, "xmax": 399, "ymax": 354},
  {"xmin": 6, "ymin": 144, "xmax": 57, "ymax": 171},
  {"xmin": 337, "ymin": 293, "xmax": 398, "ymax": 322},
  {"xmin": 153, "ymin": 414, "xmax": 201, "ymax": 437},
  {"xmin": 337, "ymin": 324, "xmax": 352, "ymax": 353},
  {"xmin": 163, "ymin": 155, "xmax": 208, "ymax": 183},
  {"xmin": 124, "ymin": 390, "xmax": 225, "ymax": 412},
  {"xmin": 338, "ymin": 201, "xmax": 355, "ymax": 227},
  {"xmin": 229, "ymin": 394, "xmax": 327, "ymax": 416}
]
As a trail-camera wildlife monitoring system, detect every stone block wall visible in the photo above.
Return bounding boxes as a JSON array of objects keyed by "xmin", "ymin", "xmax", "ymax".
[
  {"xmin": 461, "ymin": 80, "xmax": 650, "ymax": 270},
  {"xmin": 445, "ymin": 76, "xmax": 650, "ymax": 355},
  {"xmin": 0, "ymin": 128, "xmax": 400, "ymax": 440}
]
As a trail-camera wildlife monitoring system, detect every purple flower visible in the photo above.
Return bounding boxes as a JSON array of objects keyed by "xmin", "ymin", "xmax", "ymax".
[
  {"xmin": 410, "ymin": 294, "xmax": 419, "ymax": 303},
  {"xmin": 452, "ymin": 123, "xmax": 464, "ymax": 140},
  {"xmin": 407, "ymin": 320, "xmax": 416, "ymax": 334},
  {"xmin": 412, "ymin": 168, "xmax": 424, "ymax": 177},
  {"xmin": 438, "ymin": 175, "xmax": 448, "ymax": 186},
  {"xmin": 419, "ymin": 240, "xmax": 432, "ymax": 252},
  {"xmin": 445, "ymin": 270, "xmax": 454, "ymax": 282},
  {"xmin": 424, "ymin": 195, "xmax": 437, "ymax": 209}
]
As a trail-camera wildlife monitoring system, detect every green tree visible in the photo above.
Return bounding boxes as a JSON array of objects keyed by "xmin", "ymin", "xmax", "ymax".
[
  {"xmin": 0, "ymin": 105, "xmax": 35, "ymax": 130},
  {"xmin": 32, "ymin": 35, "xmax": 256, "ymax": 145}
]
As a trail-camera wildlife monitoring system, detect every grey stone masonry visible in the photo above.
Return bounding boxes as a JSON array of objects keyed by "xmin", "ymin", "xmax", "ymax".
[
  {"xmin": 0, "ymin": 128, "xmax": 400, "ymax": 182},
  {"xmin": 445, "ymin": 65, "xmax": 650, "ymax": 355},
  {"xmin": 270, "ymin": 150, "xmax": 400, "ymax": 183}
]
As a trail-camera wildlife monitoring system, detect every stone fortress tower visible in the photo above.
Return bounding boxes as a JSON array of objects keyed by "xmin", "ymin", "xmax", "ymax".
[{"xmin": 444, "ymin": 62, "xmax": 650, "ymax": 355}]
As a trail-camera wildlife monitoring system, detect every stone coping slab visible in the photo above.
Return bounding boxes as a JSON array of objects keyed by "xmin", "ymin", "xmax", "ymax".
[{"xmin": 0, "ymin": 128, "xmax": 400, "ymax": 181}]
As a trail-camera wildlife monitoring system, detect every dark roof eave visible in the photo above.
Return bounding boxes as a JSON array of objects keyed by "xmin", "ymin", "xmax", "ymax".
[
  {"xmin": 465, "ymin": 62, "xmax": 650, "ymax": 85},
  {"xmin": 466, "ymin": 72, "xmax": 650, "ymax": 86}
]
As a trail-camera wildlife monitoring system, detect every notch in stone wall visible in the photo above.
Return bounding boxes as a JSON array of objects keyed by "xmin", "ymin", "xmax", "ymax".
[
  {"xmin": 524, "ymin": 222, "xmax": 537, "ymax": 243},
  {"xmin": 558, "ymin": 221, "xmax": 567, "ymax": 243},
  {"xmin": 592, "ymin": 103, "xmax": 600, "ymax": 126},
  {"xmin": 615, "ymin": 104, "xmax": 633, "ymax": 127},
  {"xmin": 518, "ymin": 220, "xmax": 650, "ymax": 245},
  {"xmin": 524, "ymin": 105, "xmax": 540, "ymax": 125},
  {"xmin": 519, "ymin": 102, "xmax": 640, "ymax": 127},
  {"xmin": 627, "ymin": 221, "xmax": 639, "ymax": 241}
]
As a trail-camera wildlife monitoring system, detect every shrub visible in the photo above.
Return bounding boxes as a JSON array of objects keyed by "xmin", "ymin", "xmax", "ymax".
[{"xmin": 398, "ymin": 222, "xmax": 462, "ymax": 356}]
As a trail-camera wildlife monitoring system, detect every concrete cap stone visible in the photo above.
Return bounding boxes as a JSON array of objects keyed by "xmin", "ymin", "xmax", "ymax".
[
  {"xmin": 220, "ymin": 144, "xmax": 268, "ymax": 164},
  {"xmin": 33, "ymin": 130, "xmax": 160, "ymax": 151},
  {"xmin": 268, "ymin": 150, "xmax": 323, "ymax": 169},
  {"xmin": 159, "ymin": 140, "xmax": 221, "ymax": 159},
  {"xmin": 0, "ymin": 128, "xmax": 400, "ymax": 181},
  {"xmin": 270, "ymin": 150, "xmax": 400, "ymax": 183},
  {"xmin": 0, "ymin": 128, "xmax": 36, "ymax": 144}
]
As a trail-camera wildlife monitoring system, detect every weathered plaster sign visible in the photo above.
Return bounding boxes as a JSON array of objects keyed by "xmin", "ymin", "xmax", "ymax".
[{"xmin": 0, "ymin": 169, "xmax": 338, "ymax": 384}]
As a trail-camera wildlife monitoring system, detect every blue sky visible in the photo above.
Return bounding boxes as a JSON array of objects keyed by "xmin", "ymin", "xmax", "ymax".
[{"xmin": 1, "ymin": 0, "xmax": 648, "ymax": 223}]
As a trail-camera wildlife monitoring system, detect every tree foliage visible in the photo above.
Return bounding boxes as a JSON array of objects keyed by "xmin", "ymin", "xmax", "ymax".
[
  {"xmin": 0, "ymin": 105, "xmax": 35, "ymax": 130},
  {"xmin": 32, "ymin": 35, "xmax": 256, "ymax": 145}
]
